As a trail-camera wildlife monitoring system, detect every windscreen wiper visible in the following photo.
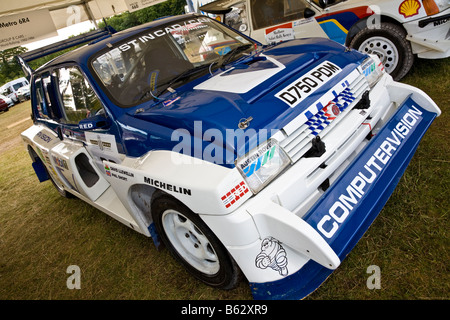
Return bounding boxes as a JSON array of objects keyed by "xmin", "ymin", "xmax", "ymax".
[
  {"xmin": 217, "ymin": 43, "xmax": 253, "ymax": 69},
  {"xmin": 139, "ymin": 65, "xmax": 211, "ymax": 101},
  {"xmin": 155, "ymin": 65, "xmax": 211, "ymax": 98}
]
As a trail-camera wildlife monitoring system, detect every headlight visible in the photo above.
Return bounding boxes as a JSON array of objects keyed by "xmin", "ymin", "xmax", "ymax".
[
  {"xmin": 423, "ymin": 0, "xmax": 448, "ymax": 15},
  {"xmin": 236, "ymin": 139, "xmax": 291, "ymax": 193},
  {"xmin": 361, "ymin": 55, "xmax": 385, "ymax": 87}
]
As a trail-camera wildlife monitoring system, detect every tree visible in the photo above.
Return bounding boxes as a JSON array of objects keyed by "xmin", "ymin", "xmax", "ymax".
[
  {"xmin": 98, "ymin": 0, "xmax": 187, "ymax": 31},
  {"xmin": 0, "ymin": 47, "xmax": 28, "ymax": 85}
]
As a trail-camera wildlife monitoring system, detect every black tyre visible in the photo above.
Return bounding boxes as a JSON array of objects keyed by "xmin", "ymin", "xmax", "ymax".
[
  {"xmin": 151, "ymin": 194, "xmax": 241, "ymax": 289},
  {"xmin": 29, "ymin": 146, "xmax": 73, "ymax": 198},
  {"xmin": 48, "ymin": 168, "xmax": 74, "ymax": 198},
  {"xmin": 350, "ymin": 22, "xmax": 414, "ymax": 81}
]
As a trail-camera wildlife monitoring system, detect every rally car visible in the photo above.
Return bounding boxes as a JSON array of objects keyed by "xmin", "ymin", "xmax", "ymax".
[
  {"xmin": 196, "ymin": 0, "xmax": 450, "ymax": 80},
  {"xmin": 19, "ymin": 13, "xmax": 441, "ymax": 299}
]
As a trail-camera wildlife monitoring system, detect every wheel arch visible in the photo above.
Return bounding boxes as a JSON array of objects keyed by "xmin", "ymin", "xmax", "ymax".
[
  {"xmin": 128, "ymin": 183, "xmax": 199, "ymax": 226},
  {"xmin": 26, "ymin": 144, "xmax": 40, "ymax": 162},
  {"xmin": 128, "ymin": 183, "xmax": 199, "ymax": 247},
  {"xmin": 128, "ymin": 183, "xmax": 157, "ymax": 226},
  {"xmin": 345, "ymin": 15, "xmax": 407, "ymax": 47}
]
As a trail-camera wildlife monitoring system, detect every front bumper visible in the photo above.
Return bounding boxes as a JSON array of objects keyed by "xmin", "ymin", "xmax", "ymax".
[
  {"xmin": 250, "ymin": 96, "xmax": 437, "ymax": 299},
  {"xmin": 202, "ymin": 78, "xmax": 440, "ymax": 300}
]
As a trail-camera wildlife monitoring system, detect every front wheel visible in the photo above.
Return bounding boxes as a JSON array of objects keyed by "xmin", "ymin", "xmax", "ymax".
[
  {"xmin": 151, "ymin": 195, "xmax": 241, "ymax": 289},
  {"xmin": 350, "ymin": 22, "xmax": 414, "ymax": 81}
]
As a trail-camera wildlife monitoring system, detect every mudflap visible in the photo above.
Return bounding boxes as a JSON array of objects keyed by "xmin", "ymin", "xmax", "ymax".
[
  {"xmin": 250, "ymin": 96, "xmax": 438, "ymax": 300},
  {"xmin": 32, "ymin": 160, "xmax": 49, "ymax": 183}
]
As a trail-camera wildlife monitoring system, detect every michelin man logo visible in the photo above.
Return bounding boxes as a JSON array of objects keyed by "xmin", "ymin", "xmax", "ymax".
[{"xmin": 255, "ymin": 237, "xmax": 288, "ymax": 276}]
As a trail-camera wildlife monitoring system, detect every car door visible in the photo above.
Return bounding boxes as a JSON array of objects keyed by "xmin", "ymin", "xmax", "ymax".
[
  {"xmin": 47, "ymin": 65, "xmax": 113, "ymax": 202},
  {"xmin": 247, "ymin": 0, "xmax": 328, "ymax": 44}
]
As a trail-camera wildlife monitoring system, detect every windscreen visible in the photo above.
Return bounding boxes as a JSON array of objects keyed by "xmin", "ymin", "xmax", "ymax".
[{"xmin": 91, "ymin": 16, "xmax": 253, "ymax": 106}]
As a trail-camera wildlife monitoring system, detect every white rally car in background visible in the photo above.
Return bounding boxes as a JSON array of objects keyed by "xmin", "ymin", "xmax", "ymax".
[
  {"xmin": 195, "ymin": 0, "xmax": 450, "ymax": 80},
  {"xmin": 19, "ymin": 13, "xmax": 441, "ymax": 299}
]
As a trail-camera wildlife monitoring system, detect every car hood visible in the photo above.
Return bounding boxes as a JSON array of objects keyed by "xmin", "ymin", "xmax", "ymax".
[{"xmin": 129, "ymin": 38, "xmax": 366, "ymax": 163}]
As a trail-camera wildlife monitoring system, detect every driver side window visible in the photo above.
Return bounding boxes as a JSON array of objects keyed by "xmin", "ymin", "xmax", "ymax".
[{"xmin": 56, "ymin": 66, "xmax": 103, "ymax": 125}]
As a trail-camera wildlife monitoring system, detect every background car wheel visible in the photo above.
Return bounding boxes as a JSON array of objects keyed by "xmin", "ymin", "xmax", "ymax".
[
  {"xmin": 151, "ymin": 194, "xmax": 242, "ymax": 289},
  {"xmin": 350, "ymin": 22, "xmax": 414, "ymax": 81}
]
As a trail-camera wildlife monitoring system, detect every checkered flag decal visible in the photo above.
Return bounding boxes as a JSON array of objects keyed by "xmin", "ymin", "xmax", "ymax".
[{"xmin": 306, "ymin": 88, "xmax": 356, "ymax": 136}]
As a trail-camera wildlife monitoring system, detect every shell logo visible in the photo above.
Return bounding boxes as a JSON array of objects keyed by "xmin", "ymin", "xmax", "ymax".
[{"xmin": 399, "ymin": 0, "xmax": 422, "ymax": 18}]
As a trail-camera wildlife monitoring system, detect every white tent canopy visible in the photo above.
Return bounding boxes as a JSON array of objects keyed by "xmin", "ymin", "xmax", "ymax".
[
  {"xmin": 0, "ymin": 0, "xmax": 130, "ymax": 28},
  {"xmin": 0, "ymin": 0, "xmax": 168, "ymax": 50}
]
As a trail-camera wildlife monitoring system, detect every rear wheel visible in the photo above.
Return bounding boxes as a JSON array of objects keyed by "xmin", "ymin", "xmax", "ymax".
[
  {"xmin": 48, "ymin": 169, "xmax": 74, "ymax": 198},
  {"xmin": 28, "ymin": 146, "xmax": 73, "ymax": 198},
  {"xmin": 151, "ymin": 194, "xmax": 241, "ymax": 289},
  {"xmin": 350, "ymin": 22, "xmax": 414, "ymax": 81}
]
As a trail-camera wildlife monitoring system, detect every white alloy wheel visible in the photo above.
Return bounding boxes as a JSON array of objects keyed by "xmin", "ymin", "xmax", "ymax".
[
  {"xmin": 357, "ymin": 36, "xmax": 399, "ymax": 74},
  {"xmin": 161, "ymin": 209, "xmax": 220, "ymax": 275},
  {"xmin": 349, "ymin": 22, "xmax": 414, "ymax": 81}
]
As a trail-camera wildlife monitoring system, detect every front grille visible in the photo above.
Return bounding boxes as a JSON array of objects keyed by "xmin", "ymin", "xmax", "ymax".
[{"xmin": 280, "ymin": 70, "xmax": 369, "ymax": 163}]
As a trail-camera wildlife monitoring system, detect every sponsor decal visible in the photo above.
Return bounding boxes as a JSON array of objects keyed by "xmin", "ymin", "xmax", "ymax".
[
  {"xmin": 116, "ymin": 17, "xmax": 209, "ymax": 53},
  {"xmin": 221, "ymin": 181, "xmax": 249, "ymax": 208},
  {"xmin": 105, "ymin": 164, "xmax": 111, "ymax": 176},
  {"xmin": 326, "ymin": 103, "xmax": 341, "ymax": 120},
  {"xmin": 38, "ymin": 148, "xmax": 52, "ymax": 166},
  {"xmin": 105, "ymin": 165, "xmax": 134, "ymax": 181},
  {"xmin": 163, "ymin": 96, "xmax": 180, "ymax": 107},
  {"xmin": 305, "ymin": 87, "xmax": 355, "ymax": 136},
  {"xmin": 149, "ymin": 70, "xmax": 159, "ymax": 93},
  {"xmin": 433, "ymin": 18, "xmax": 449, "ymax": 27},
  {"xmin": 275, "ymin": 61, "xmax": 342, "ymax": 108},
  {"xmin": 362, "ymin": 60, "xmax": 384, "ymax": 76},
  {"xmin": 53, "ymin": 156, "xmax": 69, "ymax": 170},
  {"xmin": 85, "ymin": 132, "xmax": 119, "ymax": 156},
  {"xmin": 144, "ymin": 176, "xmax": 192, "ymax": 196},
  {"xmin": 36, "ymin": 131, "xmax": 52, "ymax": 143},
  {"xmin": 398, "ymin": 0, "xmax": 421, "ymax": 18},
  {"xmin": 317, "ymin": 105, "xmax": 423, "ymax": 239},
  {"xmin": 242, "ymin": 141, "xmax": 276, "ymax": 178},
  {"xmin": 255, "ymin": 237, "xmax": 288, "ymax": 276},
  {"xmin": 88, "ymin": 136, "xmax": 111, "ymax": 150}
]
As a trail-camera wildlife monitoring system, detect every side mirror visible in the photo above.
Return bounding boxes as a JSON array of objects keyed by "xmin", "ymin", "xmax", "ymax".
[
  {"xmin": 78, "ymin": 114, "xmax": 110, "ymax": 131},
  {"xmin": 304, "ymin": 8, "xmax": 316, "ymax": 18},
  {"xmin": 319, "ymin": 0, "xmax": 329, "ymax": 9}
]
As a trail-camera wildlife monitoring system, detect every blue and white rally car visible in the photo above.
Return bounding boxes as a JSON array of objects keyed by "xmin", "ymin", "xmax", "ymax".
[{"xmin": 19, "ymin": 13, "xmax": 441, "ymax": 299}]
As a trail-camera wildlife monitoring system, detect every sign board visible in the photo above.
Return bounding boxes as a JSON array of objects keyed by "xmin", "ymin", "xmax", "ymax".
[
  {"xmin": 0, "ymin": 9, "xmax": 58, "ymax": 51},
  {"xmin": 265, "ymin": 23, "xmax": 295, "ymax": 44},
  {"xmin": 124, "ymin": 0, "xmax": 168, "ymax": 13}
]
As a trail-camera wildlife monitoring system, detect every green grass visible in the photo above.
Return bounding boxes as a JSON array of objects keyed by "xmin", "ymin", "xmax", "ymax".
[{"xmin": 0, "ymin": 57, "xmax": 448, "ymax": 300}]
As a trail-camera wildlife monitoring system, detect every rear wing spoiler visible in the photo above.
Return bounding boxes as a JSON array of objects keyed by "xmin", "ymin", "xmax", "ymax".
[{"xmin": 16, "ymin": 26, "xmax": 116, "ymax": 79}]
